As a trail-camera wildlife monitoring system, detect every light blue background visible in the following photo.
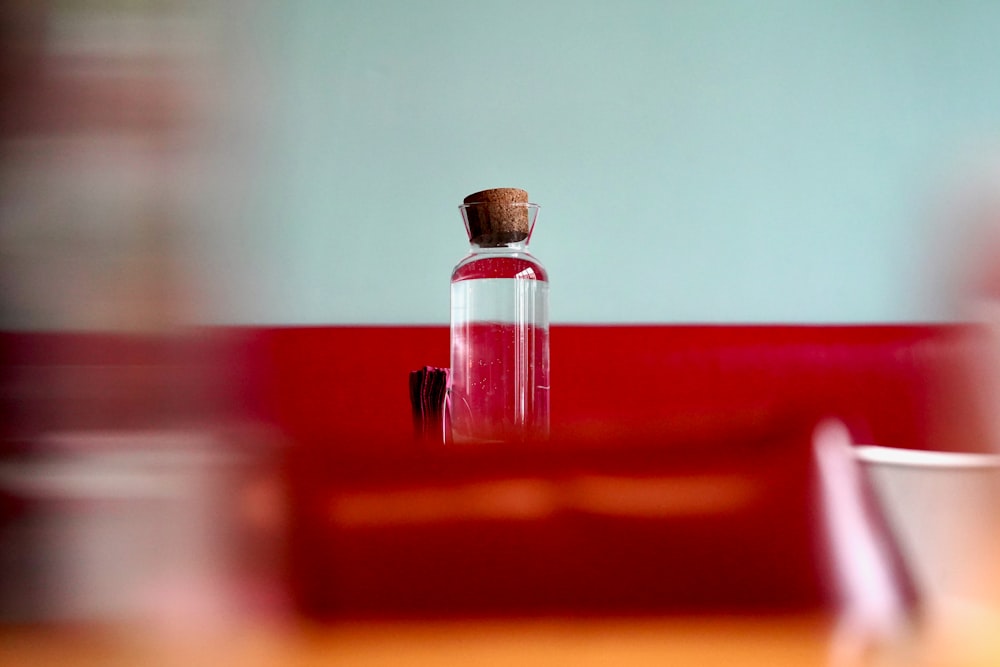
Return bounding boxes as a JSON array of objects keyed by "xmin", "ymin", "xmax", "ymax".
[{"xmin": 207, "ymin": 1, "xmax": 1000, "ymax": 324}]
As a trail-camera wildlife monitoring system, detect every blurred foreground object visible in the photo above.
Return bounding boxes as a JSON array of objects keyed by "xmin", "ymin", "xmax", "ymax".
[
  {"xmin": 0, "ymin": 428, "xmax": 280, "ymax": 626},
  {"xmin": 0, "ymin": 0, "xmax": 207, "ymax": 332},
  {"xmin": 0, "ymin": 0, "xmax": 287, "ymax": 630},
  {"xmin": 928, "ymin": 147, "xmax": 1000, "ymax": 455},
  {"xmin": 0, "ymin": 331, "xmax": 288, "ymax": 627},
  {"xmin": 858, "ymin": 445, "xmax": 1000, "ymax": 665}
]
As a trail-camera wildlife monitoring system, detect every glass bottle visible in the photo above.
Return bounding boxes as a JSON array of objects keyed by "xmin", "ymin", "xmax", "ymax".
[{"xmin": 449, "ymin": 188, "xmax": 550, "ymax": 444}]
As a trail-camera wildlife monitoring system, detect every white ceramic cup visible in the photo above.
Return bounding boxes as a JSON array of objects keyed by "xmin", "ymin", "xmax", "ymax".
[{"xmin": 856, "ymin": 446, "xmax": 1000, "ymax": 616}]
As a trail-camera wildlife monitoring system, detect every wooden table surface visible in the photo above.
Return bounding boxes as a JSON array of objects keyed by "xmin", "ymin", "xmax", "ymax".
[
  {"xmin": 4, "ymin": 613, "xmax": 998, "ymax": 667},
  {"xmin": 0, "ymin": 617, "xmax": 825, "ymax": 667},
  {"xmin": 0, "ymin": 616, "xmax": 1000, "ymax": 667}
]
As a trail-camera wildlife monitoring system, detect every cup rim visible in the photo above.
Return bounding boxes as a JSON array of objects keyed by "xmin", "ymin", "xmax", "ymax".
[{"xmin": 855, "ymin": 445, "xmax": 1000, "ymax": 469}]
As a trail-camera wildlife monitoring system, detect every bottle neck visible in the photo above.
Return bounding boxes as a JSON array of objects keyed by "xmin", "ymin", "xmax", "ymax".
[{"xmin": 468, "ymin": 239, "xmax": 530, "ymax": 253}]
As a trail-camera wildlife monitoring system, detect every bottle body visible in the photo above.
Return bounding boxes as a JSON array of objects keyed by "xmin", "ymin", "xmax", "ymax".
[{"xmin": 449, "ymin": 250, "xmax": 550, "ymax": 444}]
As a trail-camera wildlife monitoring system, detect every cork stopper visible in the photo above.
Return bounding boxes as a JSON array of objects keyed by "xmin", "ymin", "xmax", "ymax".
[{"xmin": 462, "ymin": 188, "xmax": 530, "ymax": 247}]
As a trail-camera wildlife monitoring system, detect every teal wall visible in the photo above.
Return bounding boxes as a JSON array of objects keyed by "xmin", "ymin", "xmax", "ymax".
[{"xmin": 212, "ymin": 1, "xmax": 1000, "ymax": 324}]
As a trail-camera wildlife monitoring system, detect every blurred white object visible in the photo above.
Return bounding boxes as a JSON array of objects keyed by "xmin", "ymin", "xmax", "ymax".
[
  {"xmin": 856, "ymin": 445, "xmax": 1000, "ymax": 617},
  {"xmin": 814, "ymin": 421, "xmax": 917, "ymax": 666}
]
